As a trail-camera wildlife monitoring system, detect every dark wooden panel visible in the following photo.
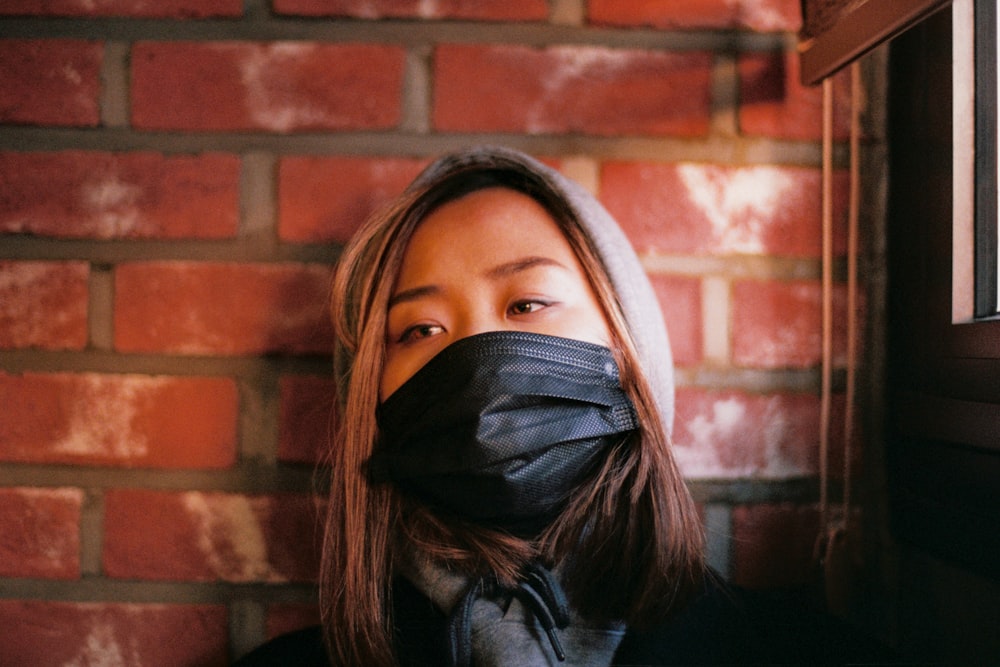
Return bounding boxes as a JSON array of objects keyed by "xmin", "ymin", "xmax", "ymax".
[{"xmin": 887, "ymin": 4, "xmax": 1000, "ymax": 581}]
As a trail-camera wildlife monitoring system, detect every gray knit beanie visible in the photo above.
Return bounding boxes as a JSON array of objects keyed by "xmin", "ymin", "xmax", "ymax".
[{"xmin": 407, "ymin": 146, "xmax": 675, "ymax": 435}]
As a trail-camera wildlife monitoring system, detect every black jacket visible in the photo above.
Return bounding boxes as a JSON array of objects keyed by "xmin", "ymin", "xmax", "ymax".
[{"xmin": 234, "ymin": 575, "xmax": 895, "ymax": 666}]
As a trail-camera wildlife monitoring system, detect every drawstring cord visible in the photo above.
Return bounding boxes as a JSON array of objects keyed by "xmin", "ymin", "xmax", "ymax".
[
  {"xmin": 815, "ymin": 60, "xmax": 862, "ymax": 618},
  {"xmin": 519, "ymin": 562, "xmax": 571, "ymax": 660},
  {"xmin": 446, "ymin": 562, "xmax": 571, "ymax": 666}
]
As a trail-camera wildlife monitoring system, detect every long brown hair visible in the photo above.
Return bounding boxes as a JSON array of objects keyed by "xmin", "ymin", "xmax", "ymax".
[{"xmin": 321, "ymin": 162, "xmax": 705, "ymax": 666}]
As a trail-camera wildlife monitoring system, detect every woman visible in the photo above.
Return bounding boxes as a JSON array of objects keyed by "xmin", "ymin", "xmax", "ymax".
[
  {"xmin": 326, "ymin": 144, "xmax": 707, "ymax": 666},
  {"xmin": 236, "ymin": 146, "xmax": 873, "ymax": 666}
]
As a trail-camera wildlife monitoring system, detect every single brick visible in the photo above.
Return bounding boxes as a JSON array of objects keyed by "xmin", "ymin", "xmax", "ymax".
[
  {"xmin": 601, "ymin": 161, "xmax": 848, "ymax": 257},
  {"xmin": 649, "ymin": 274, "xmax": 703, "ymax": 367},
  {"xmin": 265, "ymin": 603, "xmax": 321, "ymax": 639},
  {"xmin": 588, "ymin": 0, "xmax": 801, "ymax": 32},
  {"xmin": 278, "ymin": 156, "xmax": 427, "ymax": 243},
  {"xmin": 103, "ymin": 489, "xmax": 323, "ymax": 583},
  {"xmin": 673, "ymin": 387, "xmax": 821, "ymax": 479},
  {"xmin": 279, "ymin": 160, "xmax": 574, "ymax": 245},
  {"xmin": 278, "ymin": 375, "xmax": 336, "ymax": 465},
  {"xmin": 0, "ymin": 151, "xmax": 239, "ymax": 239},
  {"xmin": 0, "ymin": 372, "xmax": 237, "ymax": 468},
  {"xmin": 0, "ymin": 0, "xmax": 242, "ymax": 17},
  {"xmin": 0, "ymin": 487, "xmax": 82, "ymax": 579},
  {"xmin": 273, "ymin": 0, "xmax": 547, "ymax": 20},
  {"xmin": 114, "ymin": 262, "xmax": 334, "ymax": 355},
  {"xmin": 0, "ymin": 600, "xmax": 227, "ymax": 667},
  {"xmin": 0, "ymin": 39, "xmax": 102, "ymax": 126},
  {"xmin": 131, "ymin": 41, "xmax": 405, "ymax": 132},
  {"xmin": 433, "ymin": 44, "xmax": 712, "ymax": 136},
  {"xmin": 739, "ymin": 50, "xmax": 852, "ymax": 141},
  {"xmin": 731, "ymin": 279, "xmax": 848, "ymax": 369},
  {"xmin": 731, "ymin": 503, "xmax": 821, "ymax": 589},
  {"xmin": 0, "ymin": 261, "xmax": 88, "ymax": 350}
]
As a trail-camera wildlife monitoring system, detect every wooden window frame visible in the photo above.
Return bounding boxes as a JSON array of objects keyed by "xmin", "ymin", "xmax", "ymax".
[{"xmin": 800, "ymin": 0, "xmax": 952, "ymax": 85}]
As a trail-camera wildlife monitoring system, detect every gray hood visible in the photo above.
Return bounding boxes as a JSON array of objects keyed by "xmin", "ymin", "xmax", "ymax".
[{"xmin": 408, "ymin": 146, "xmax": 675, "ymax": 435}]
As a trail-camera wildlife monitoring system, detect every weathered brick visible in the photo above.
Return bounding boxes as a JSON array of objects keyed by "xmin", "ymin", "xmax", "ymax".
[
  {"xmin": 266, "ymin": 603, "xmax": 321, "ymax": 639},
  {"xmin": 0, "ymin": 600, "xmax": 228, "ymax": 666},
  {"xmin": 0, "ymin": 151, "xmax": 239, "ymax": 239},
  {"xmin": 278, "ymin": 375, "xmax": 336, "ymax": 465},
  {"xmin": 114, "ymin": 262, "xmax": 334, "ymax": 355},
  {"xmin": 103, "ymin": 489, "xmax": 323, "ymax": 583},
  {"xmin": 0, "ymin": 261, "xmax": 88, "ymax": 350},
  {"xmin": 731, "ymin": 503, "xmax": 821, "ymax": 588},
  {"xmin": 0, "ymin": 487, "xmax": 82, "ymax": 579},
  {"xmin": 588, "ymin": 0, "xmax": 801, "ymax": 32},
  {"xmin": 731, "ymin": 279, "xmax": 848, "ymax": 369},
  {"xmin": 278, "ymin": 156, "xmax": 427, "ymax": 243},
  {"xmin": 0, "ymin": 39, "xmax": 102, "ymax": 126},
  {"xmin": 131, "ymin": 42, "xmax": 405, "ymax": 132},
  {"xmin": 0, "ymin": 372, "xmax": 237, "ymax": 468},
  {"xmin": 739, "ymin": 50, "xmax": 852, "ymax": 141},
  {"xmin": 433, "ymin": 45, "xmax": 712, "ymax": 136},
  {"xmin": 649, "ymin": 274, "xmax": 702, "ymax": 367},
  {"xmin": 601, "ymin": 161, "xmax": 848, "ymax": 257},
  {"xmin": 0, "ymin": 0, "xmax": 242, "ymax": 17},
  {"xmin": 273, "ymin": 0, "xmax": 547, "ymax": 20},
  {"xmin": 673, "ymin": 387, "xmax": 820, "ymax": 479}
]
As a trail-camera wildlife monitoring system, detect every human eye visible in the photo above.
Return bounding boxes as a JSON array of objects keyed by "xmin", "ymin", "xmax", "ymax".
[
  {"xmin": 396, "ymin": 322, "xmax": 444, "ymax": 344},
  {"xmin": 508, "ymin": 298, "xmax": 553, "ymax": 316}
]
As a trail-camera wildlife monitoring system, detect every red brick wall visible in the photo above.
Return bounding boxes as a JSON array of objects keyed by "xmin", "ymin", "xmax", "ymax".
[{"xmin": 0, "ymin": 0, "xmax": 864, "ymax": 662}]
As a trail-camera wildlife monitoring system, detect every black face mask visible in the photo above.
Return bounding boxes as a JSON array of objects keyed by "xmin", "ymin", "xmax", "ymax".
[{"xmin": 368, "ymin": 331, "xmax": 639, "ymax": 536}]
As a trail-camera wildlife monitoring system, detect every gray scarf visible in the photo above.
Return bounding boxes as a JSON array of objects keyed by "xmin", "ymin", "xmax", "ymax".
[{"xmin": 399, "ymin": 549, "xmax": 626, "ymax": 667}]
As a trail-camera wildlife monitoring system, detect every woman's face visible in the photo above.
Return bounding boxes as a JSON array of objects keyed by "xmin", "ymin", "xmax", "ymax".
[{"xmin": 380, "ymin": 187, "xmax": 614, "ymax": 400}]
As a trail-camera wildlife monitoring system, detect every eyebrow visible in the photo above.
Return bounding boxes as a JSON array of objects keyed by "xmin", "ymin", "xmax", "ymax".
[
  {"xmin": 388, "ymin": 284, "xmax": 440, "ymax": 309},
  {"xmin": 387, "ymin": 256, "xmax": 568, "ymax": 309},
  {"xmin": 485, "ymin": 255, "xmax": 567, "ymax": 279}
]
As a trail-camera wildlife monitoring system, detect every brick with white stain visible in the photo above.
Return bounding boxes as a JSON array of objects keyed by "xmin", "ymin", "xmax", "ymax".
[
  {"xmin": 113, "ymin": 261, "xmax": 335, "ymax": 355},
  {"xmin": 433, "ymin": 44, "xmax": 712, "ymax": 136},
  {"xmin": 0, "ymin": 487, "xmax": 82, "ymax": 579},
  {"xmin": 0, "ymin": 0, "xmax": 242, "ymax": 18},
  {"xmin": 588, "ymin": 0, "xmax": 802, "ymax": 31},
  {"xmin": 131, "ymin": 41, "xmax": 405, "ymax": 131},
  {"xmin": 602, "ymin": 161, "xmax": 848, "ymax": 257},
  {"xmin": 0, "ymin": 151, "xmax": 239, "ymax": 239},
  {"xmin": 0, "ymin": 372, "xmax": 237, "ymax": 468},
  {"xmin": 0, "ymin": 261, "xmax": 88, "ymax": 349},
  {"xmin": 732, "ymin": 279, "xmax": 849, "ymax": 369},
  {"xmin": 0, "ymin": 39, "xmax": 102, "ymax": 126},
  {"xmin": 0, "ymin": 600, "xmax": 228, "ymax": 666},
  {"xmin": 273, "ymin": 0, "xmax": 548, "ymax": 20},
  {"xmin": 103, "ymin": 490, "xmax": 323, "ymax": 583},
  {"xmin": 673, "ymin": 388, "xmax": 820, "ymax": 479}
]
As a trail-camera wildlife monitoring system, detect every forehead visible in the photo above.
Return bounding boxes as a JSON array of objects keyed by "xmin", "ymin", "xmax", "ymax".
[{"xmin": 396, "ymin": 187, "xmax": 580, "ymax": 281}]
